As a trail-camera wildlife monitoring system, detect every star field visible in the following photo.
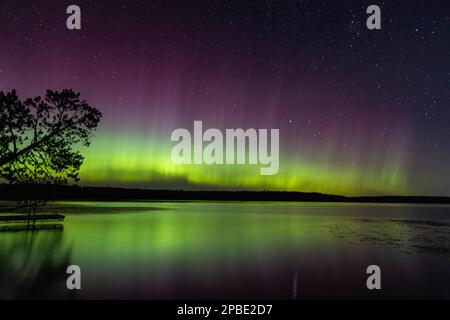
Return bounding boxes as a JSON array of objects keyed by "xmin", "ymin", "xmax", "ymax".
[{"xmin": 0, "ymin": 0, "xmax": 449, "ymax": 195}]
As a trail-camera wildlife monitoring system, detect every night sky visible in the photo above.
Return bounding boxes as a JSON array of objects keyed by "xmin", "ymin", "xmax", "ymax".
[{"xmin": 0, "ymin": 0, "xmax": 449, "ymax": 196}]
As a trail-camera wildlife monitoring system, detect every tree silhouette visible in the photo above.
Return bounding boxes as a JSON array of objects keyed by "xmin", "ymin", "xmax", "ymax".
[{"xmin": 0, "ymin": 89, "xmax": 102, "ymax": 185}]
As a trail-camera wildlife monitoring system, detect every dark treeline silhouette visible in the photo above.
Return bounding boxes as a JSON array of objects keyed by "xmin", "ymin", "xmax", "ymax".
[{"xmin": 1, "ymin": 184, "xmax": 450, "ymax": 204}]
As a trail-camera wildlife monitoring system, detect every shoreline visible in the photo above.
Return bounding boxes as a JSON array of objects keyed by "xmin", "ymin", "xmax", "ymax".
[{"xmin": 1, "ymin": 184, "xmax": 450, "ymax": 205}]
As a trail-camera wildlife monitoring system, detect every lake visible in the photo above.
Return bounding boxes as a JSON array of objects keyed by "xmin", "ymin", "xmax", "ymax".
[{"xmin": 1, "ymin": 201, "xmax": 449, "ymax": 299}]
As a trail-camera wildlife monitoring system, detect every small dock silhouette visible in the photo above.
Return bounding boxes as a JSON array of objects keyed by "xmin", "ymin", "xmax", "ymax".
[{"xmin": 0, "ymin": 214, "xmax": 65, "ymax": 231}]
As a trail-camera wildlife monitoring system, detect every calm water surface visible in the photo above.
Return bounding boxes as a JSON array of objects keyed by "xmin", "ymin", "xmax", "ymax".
[{"xmin": 1, "ymin": 201, "xmax": 450, "ymax": 299}]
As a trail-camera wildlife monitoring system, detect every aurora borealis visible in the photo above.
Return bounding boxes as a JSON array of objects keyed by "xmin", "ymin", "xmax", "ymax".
[{"xmin": 0, "ymin": 0, "xmax": 449, "ymax": 196}]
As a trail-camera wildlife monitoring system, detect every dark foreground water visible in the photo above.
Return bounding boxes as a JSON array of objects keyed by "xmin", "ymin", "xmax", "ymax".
[{"xmin": 1, "ymin": 201, "xmax": 450, "ymax": 299}]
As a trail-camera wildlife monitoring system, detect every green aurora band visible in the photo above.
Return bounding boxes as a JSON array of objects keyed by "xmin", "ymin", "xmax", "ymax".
[{"xmin": 78, "ymin": 130, "xmax": 408, "ymax": 196}]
